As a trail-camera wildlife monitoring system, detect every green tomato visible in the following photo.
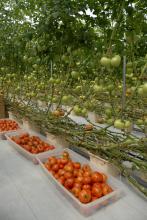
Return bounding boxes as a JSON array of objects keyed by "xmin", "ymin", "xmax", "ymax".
[
  {"xmin": 136, "ymin": 119, "xmax": 143, "ymax": 125},
  {"xmin": 61, "ymin": 55, "xmax": 69, "ymax": 63},
  {"xmin": 52, "ymin": 97, "xmax": 58, "ymax": 103},
  {"xmin": 49, "ymin": 77, "xmax": 55, "ymax": 83},
  {"xmin": 62, "ymin": 95, "xmax": 72, "ymax": 103},
  {"xmin": 33, "ymin": 64, "xmax": 38, "ymax": 69},
  {"xmin": 114, "ymin": 119, "xmax": 125, "ymax": 129},
  {"xmin": 124, "ymin": 120, "xmax": 132, "ymax": 128},
  {"xmin": 23, "ymin": 56, "xmax": 28, "ymax": 61},
  {"xmin": 124, "ymin": 139, "xmax": 134, "ymax": 145},
  {"xmin": 81, "ymin": 108, "xmax": 87, "ymax": 116},
  {"xmin": 111, "ymin": 55, "xmax": 121, "ymax": 67},
  {"xmin": 55, "ymin": 79, "xmax": 61, "ymax": 84},
  {"xmin": 138, "ymin": 87, "xmax": 144, "ymax": 96},
  {"xmin": 107, "ymin": 118, "xmax": 114, "ymax": 125},
  {"xmin": 73, "ymin": 105, "xmax": 81, "ymax": 115},
  {"xmin": 1, "ymin": 67, "xmax": 5, "ymax": 72},
  {"xmin": 71, "ymin": 71, "xmax": 80, "ymax": 79},
  {"xmin": 142, "ymin": 83, "xmax": 147, "ymax": 93},
  {"xmin": 75, "ymin": 85, "xmax": 82, "ymax": 92},
  {"xmin": 93, "ymin": 84, "xmax": 103, "ymax": 93},
  {"xmin": 105, "ymin": 108, "xmax": 112, "ymax": 116},
  {"xmin": 100, "ymin": 57, "xmax": 111, "ymax": 67},
  {"xmin": 127, "ymin": 68, "xmax": 133, "ymax": 74},
  {"xmin": 107, "ymin": 84, "xmax": 114, "ymax": 91},
  {"xmin": 126, "ymin": 62, "xmax": 133, "ymax": 68}
]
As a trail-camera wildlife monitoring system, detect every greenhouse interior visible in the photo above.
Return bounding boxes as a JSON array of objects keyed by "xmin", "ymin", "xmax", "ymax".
[{"xmin": 0, "ymin": 0, "xmax": 147, "ymax": 219}]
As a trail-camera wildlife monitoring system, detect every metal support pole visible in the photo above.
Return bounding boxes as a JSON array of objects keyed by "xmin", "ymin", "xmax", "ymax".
[{"xmin": 121, "ymin": 55, "xmax": 126, "ymax": 117}]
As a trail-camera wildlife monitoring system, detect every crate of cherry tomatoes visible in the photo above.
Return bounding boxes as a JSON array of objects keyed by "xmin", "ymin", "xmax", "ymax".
[
  {"xmin": 36, "ymin": 148, "xmax": 123, "ymax": 216},
  {"xmin": 5, "ymin": 129, "xmax": 59, "ymax": 162},
  {"xmin": 0, "ymin": 119, "xmax": 20, "ymax": 139}
]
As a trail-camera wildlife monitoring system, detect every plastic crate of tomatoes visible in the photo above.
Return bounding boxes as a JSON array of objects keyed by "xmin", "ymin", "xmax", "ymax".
[
  {"xmin": 36, "ymin": 148, "xmax": 123, "ymax": 216},
  {"xmin": 0, "ymin": 119, "xmax": 20, "ymax": 139},
  {"xmin": 5, "ymin": 129, "xmax": 59, "ymax": 162}
]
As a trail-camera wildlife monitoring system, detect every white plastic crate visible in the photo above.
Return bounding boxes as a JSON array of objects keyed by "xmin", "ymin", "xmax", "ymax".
[
  {"xmin": 5, "ymin": 129, "xmax": 60, "ymax": 163},
  {"xmin": 0, "ymin": 118, "xmax": 20, "ymax": 139},
  {"xmin": 36, "ymin": 148, "xmax": 123, "ymax": 216}
]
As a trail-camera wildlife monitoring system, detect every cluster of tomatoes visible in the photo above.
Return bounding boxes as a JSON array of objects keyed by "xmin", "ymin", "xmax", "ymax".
[
  {"xmin": 0, "ymin": 119, "xmax": 19, "ymax": 132},
  {"xmin": 44, "ymin": 151, "xmax": 113, "ymax": 204},
  {"xmin": 11, "ymin": 133, "xmax": 55, "ymax": 154}
]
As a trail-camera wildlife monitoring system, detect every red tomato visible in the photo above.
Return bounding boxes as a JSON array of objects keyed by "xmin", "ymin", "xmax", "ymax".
[
  {"xmin": 73, "ymin": 169, "xmax": 79, "ymax": 177},
  {"xmin": 60, "ymin": 158, "xmax": 68, "ymax": 165},
  {"xmin": 102, "ymin": 184, "xmax": 113, "ymax": 196},
  {"xmin": 77, "ymin": 169, "xmax": 84, "ymax": 177},
  {"xmin": 75, "ymin": 176, "xmax": 83, "ymax": 184},
  {"xmin": 82, "ymin": 184, "xmax": 91, "ymax": 190},
  {"xmin": 93, "ymin": 182, "xmax": 102, "ymax": 189},
  {"xmin": 54, "ymin": 173, "xmax": 59, "ymax": 179},
  {"xmin": 91, "ymin": 172, "xmax": 103, "ymax": 183},
  {"xmin": 52, "ymin": 164, "xmax": 59, "ymax": 172},
  {"xmin": 101, "ymin": 173, "xmax": 107, "ymax": 182},
  {"xmin": 83, "ymin": 171, "xmax": 91, "ymax": 177},
  {"xmin": 82, "ymin": 164, "xmax": 92, "ymax": 172},
  {"xmin": 49, "ymin": 157, "xmax": 57, "ymax": 166},
  {"xmin": 59, "ymin": 163, "xmax": 64, "ymax": 169},
  {"xmin": 73, "ymin": 162, "xmax": 81, "ymax": 169},
  {"xmin": 92, "ymin": 185, "xmax": 103, "ymax": 198},
  {"xmin": 72, "ymin": 187, "xmax": 81, "ymax": 198},
  {"xmin": 83, "ymin": 176, "xmax": 91, "ymax": 185},
  {"xmin": 58, "ymin": 176, "xmax": 65, "ymax": 185},
  {"xmin": 64, "ymin": 178, "xmax": 74, "ymax": 189},
  {"xmin": 78, "ymin": 190, "xmax": 92, "ymax": 204},
  {"xmin": 74, "ymin": 182, "xmax": 82, "ymax": 189},
  {"xmin": 58, "ymin": 169, "xmax": 65, "ymax": 176},
  {"xmin": 64, "ymin": 164, "xmax": 74, "ymax": 173},
  {"xmin": 64, "ymin": 171, "xmax": 73, "ymax": 179}
]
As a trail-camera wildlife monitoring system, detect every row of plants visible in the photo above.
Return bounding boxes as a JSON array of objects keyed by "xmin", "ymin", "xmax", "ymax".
[{"xmin": 0, "ymin": 0, "xmax": 147, "ymax": 197}]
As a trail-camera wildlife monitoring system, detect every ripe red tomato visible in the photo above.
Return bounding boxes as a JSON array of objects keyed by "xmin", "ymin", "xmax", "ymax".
[
  {"xmin": 77, "ymin": 169, "xmax": 84, "ymax": 177},
  {"xmin": 49, "ymin": 157, "xmax": 57, "ymax": 166},
  {"xmin": 91, "ymin": 172, "xmax": 103, "ymax": 183},
  {"xmin": 78, "ymin": 190, "xmax": 92, "ymax": 204},
  {"xmin": 93, "ymin": 182, "xmax": 102, "ymax": 189},
  {"xmin": 73, "ymin": 162, "xmax": 81, "ymax": 169},
  {"xmin": 74, "ymin": 182, "xmax": 82, "ymax": 189},
  {"xmin": 73, "ymin": 169, "xmax": 79, "ymax": 177},
  {"xmin": 64, "ymin": 164, "xmax": 74, "ymax": 173},
  {"xmin": 82, "ymin": 184, "xmax": 91, "ymax": 190},
  {"xmin": 52, "ymin": 164, "xmax": 59, "ymax": 172},
  {"xmin": 82, "ymin": 164, "xmax": 91, "ymax": 172},
  {"xmin": 75, "ymin": 176, "xmax": 83, "ymax": 184},
  {"xmin": 101, "ymin": 173, "xmax": 107, "ymax": 182},
  {"xmin": 60, "ymin": 158, "xmax": 68, "ymax": 165},
  {"xmin": 102, "ymin": 184, "xmax": 113, "ymax": 196},
  {"xmin": 72, "ymin": 187, "xmax": 81, "ymax": 198},
  {"xmin": 83, "ymin": 171, "xmax": 91, "ymax": 177},
  {"xmin": 83, "ymin": 176, "xmax": 91, "ymax": 185},
  {"xmin": 64, "ymin": 171, "xmax": 73, "ymax": 179},
  {"xmin": 58, "ymin": 176, "xmax": 65, "ymax": 185},
  {"xmin": 58, "ymin": 169, "xmax": 65, "ymax": 176},
  {"xmin": 64, "ymin": 178, "xmax": 74, "ymax": 189},
  {"xmin": 54, "ymin": 173, "xmax": 59, "ymax": 179},
  {"xmin": 92, "ymin": 185, "xmax": 103, "ymax": 198}
]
